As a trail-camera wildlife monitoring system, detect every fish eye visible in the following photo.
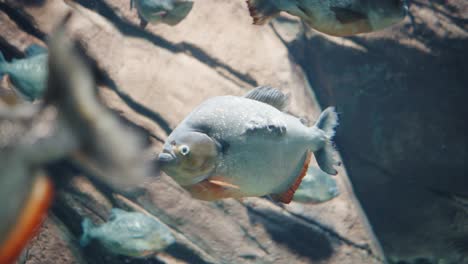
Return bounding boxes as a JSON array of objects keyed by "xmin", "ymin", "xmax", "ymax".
[{"xmin": 179, "ymin": 145, "xmax": 190, "ymax": 156}]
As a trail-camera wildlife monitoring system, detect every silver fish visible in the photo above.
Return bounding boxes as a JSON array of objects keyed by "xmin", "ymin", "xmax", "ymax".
[
  {"xmin": 157, "ymin": 86, "xmax": 339, "ymax": 203},
  {"xmin": 80, "ymin": 208, "xmax": 175, "ymax": 257},
  {"xmin": 0, "ymin": 45, "xmax": 48, "ymax": 101},
  {"xmin": 131, "ymin": 0, "xmax": 194, "ymax": 28},
  {"xmin": 293, "ymin": 166, "xmax": 340, "ymax": 203},
  {"xmin": 246, "ymin": 0, "xmax": 407, "ymax": 36}
]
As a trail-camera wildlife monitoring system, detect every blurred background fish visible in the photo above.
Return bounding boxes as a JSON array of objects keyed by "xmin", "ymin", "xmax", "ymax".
[
  {"xmin": 293, "ymin": 166, "xmax": 340, "ymax": 204},
  {"xmin": 246, "ymin": 0, "xmax": 407, "ymax": 36},
  {"xmin": 80, "ymin": 208, "xmax": 175, "ymax": 258},
  {"xmin": 0, "ymin": 44, "xmax": 48, "ymax": 101},
  {"xmin": 131, "ymin": 0, "xmax": 194, "ymax": 28},
  {"xmin": 0, "ymin": 14, "xmax": 153, "ymax": 264}
]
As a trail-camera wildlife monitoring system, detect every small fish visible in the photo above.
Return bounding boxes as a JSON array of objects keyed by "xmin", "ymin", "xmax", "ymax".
[
  {"xmin": 157, "ymin": 86, "xmax": 340, "ymax": 204},
  {"xmin": 131, "ymin": 0, "xmax": 194, "ymax": 28},
  {"xmin": 0, "ymin": 45, "xmax": 48, "ymax": 101},
  {"xmin": 293, "ymin": 166, "xmax": 340, "ymax": 203},
  {"xmin": 246, "ymin": 0, "xmax": 407, "ymax": 36},
  {"xmin": 80, "ymin": 209, "xmax": 175, "ymax": 257}
]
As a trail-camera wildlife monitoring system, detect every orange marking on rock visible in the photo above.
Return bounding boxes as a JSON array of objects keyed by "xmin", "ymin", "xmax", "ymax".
[
  {"xmin": 273, "ymin": 151, "xmax": 312, "ymax": 204},
  {"xmin": 0, "ymin": 175, "xmax": 54, "ymax": 264}
]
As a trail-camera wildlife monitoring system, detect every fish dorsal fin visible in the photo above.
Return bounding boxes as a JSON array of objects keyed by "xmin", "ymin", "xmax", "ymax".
[
  {"xmin": 25, "ymin": 44, "xmax": 47, "ymax": 57},
  {"xmin": 271, "ymin": 151, "xmax": 312, "ymax": 204},
  {"xmin": 109, "ymin": 208, "xmax": 127, "ymax": 220},
  {"xmin": 244, "ymin": 86, "xmax": 289, "ymax": 111}
]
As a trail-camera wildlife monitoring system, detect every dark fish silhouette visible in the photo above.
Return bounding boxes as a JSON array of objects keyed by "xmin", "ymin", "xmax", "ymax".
[{"xmin": 246, "ymin": 0, "xmax": 407, "ymax": 36}]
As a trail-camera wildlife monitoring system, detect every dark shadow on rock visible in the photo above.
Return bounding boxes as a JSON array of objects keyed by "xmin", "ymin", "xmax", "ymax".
[
  {"xmin": 246, "ymin": 207, "xmax": 334, "ymax": 261},
  {"xmin": 0, "ymin": 3, "xmax": 174, "ymax": 135},
  {"xmin": 72, "ymin": 0, "xmax": 258, "ymax": 88},
  {"xmin": 15, "ymin": 0, "xmax": 46, "ymax": 7},
  {"xmin": 0, "ymin": 2, "xmax": 46, "ymax": 40},
  {"xmin": 74, "ymin": 41, "xmax": 173, "ymax": 135},
  {"xmin": 165, "ymin": 243, "xmax": 210, "ymax": 264},
  {"xmin": 0, "ymin": 36, "xmax": 25, "ymax": 60}
]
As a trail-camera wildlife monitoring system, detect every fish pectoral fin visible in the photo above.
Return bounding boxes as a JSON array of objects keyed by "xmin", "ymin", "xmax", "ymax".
[
  {"xmin": 208, "ymin": 179, "xmax": 240, "ymax": 190},
  {"xmin": 271, "ymin": 151, "xmax": 312, "ymax": 204},
  {"xmin": 186, "ymin": 177, "xmax": 244, "ymax": 201},
  {"xmin": 244, "ymin": 86, "xmax": 289, "ymax": 111},
  {"xmin": 330, "ymin": 6, "xmax": 368, "ymax": 24}
]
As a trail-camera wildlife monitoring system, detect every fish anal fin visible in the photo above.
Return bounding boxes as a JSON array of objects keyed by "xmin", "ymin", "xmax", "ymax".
[
  {"xmin": 271, "ymin": 151, "xmax": 312, "ymax": 204},
  {"xmin": 244, "ymin": 86, "xmax": 289, "ymax": 111},
  {"xmin": 246, "ymin": 0, "xmax": 281, "ymax": 25}
]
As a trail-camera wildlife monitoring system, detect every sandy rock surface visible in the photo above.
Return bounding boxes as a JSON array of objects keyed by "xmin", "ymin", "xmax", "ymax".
[{"xmin": 4, "ymin": 0, "xmax": 450, "ymax": 263}]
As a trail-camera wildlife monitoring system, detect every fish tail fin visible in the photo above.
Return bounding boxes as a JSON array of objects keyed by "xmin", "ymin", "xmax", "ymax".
[
  {"xmin": 80, "ymin": 218, "xmax": 94, "ymax": 247},
  {"xmin": 246, "ymin": 0, "xmax": 281, "ymax": 25},
  {"xmin": 313, "ymin": 107, "xmax": 340, "ymax": 175}
]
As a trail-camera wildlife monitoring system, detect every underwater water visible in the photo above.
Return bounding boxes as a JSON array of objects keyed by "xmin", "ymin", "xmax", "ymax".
[{"xmin": 0, "ymin": 0, "xmax": 467, "ymax": 264}]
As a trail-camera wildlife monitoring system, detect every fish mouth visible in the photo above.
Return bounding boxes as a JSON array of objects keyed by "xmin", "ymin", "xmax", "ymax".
[
  {"xmin": 156, "ymin": 11, "xmax": 168, "ymax": 18},
  {"xmin": 157, "ymin": 148, "xmax": 177, "ymax": 166}
]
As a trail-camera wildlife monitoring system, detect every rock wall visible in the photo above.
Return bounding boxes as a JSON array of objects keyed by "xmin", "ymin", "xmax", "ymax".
[
  {"xmin": 270, "ymin": 0, "xmax": 467, "ymax": 263},
  {"xmin": 3, "ymin": 0, "xmax": 464, "ymax": 263}
]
